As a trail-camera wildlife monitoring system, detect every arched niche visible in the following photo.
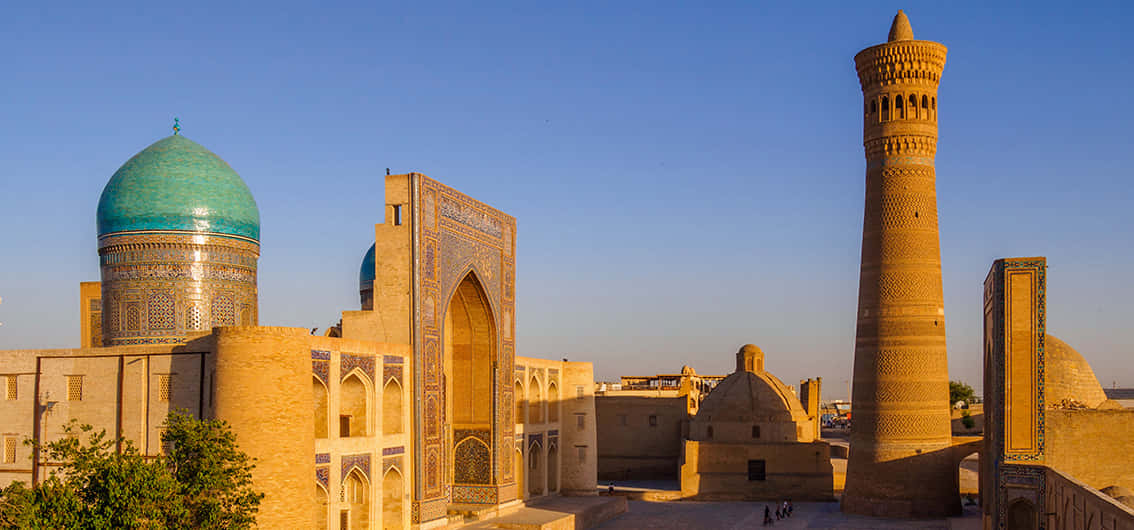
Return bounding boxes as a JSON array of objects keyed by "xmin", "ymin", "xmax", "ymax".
[
  {"xmin": 514, "ymin": 379, "xmax": 526, "ymax": 425},
  {"xmin": 453, "ymin": 436, "xmax": 491, "ymax": 485},
  {"xmin": 528, "ymin": 376, "xmax": 543, "ymax": 424},
  {"xmin": 345, "ymin": 469, "xmax": 370, "ymax": 530},
  {"xmin": 445, "ymin": 271, "xmax": 496, "ymax": 430},
  {"xmin": 383, "ymin": 379, "xmax": 403, "ymax": 435},
  {"xmin": 382, "ymin": 468, "xmax": 403, "ymax": 530},
  {"xmin": 547, "ymin": 383, "xmax": 559, "ymax": 423},
  {"xmin": 314, "ymin": 376, "xmax": 329, "ymax": 439},
  {"xmin": 340, "ymin": 373, "xmax": 370, "ymax": 437},
  {"xmin": 314, "ymin": 482, "xmax": 329, "ymax": 530}
]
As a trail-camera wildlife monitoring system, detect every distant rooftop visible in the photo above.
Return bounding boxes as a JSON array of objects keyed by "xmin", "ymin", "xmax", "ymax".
[{"xmin": 1103, "ymin": 388, "xmax": 1134, "ymax": 400}]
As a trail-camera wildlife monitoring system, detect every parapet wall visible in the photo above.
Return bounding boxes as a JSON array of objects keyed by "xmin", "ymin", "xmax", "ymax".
[{"xmin": 1045, "ymin": 466, "xmax": 1134, "ymax": 530}]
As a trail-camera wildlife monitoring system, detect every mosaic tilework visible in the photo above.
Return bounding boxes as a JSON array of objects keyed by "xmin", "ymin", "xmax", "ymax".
[
  {"xmin": 341, "ymin": 454, "xmax": 371, "ymax": 481},
  {"xmin": 316, "ymin": 466, "xmax": 330, "ymax": 490},
  {"xmin": 341, "ymin": 353, "xmax": 375, "ymax": 383},
  {"xmin": 311, "ymin": 350, "xmax": 332, "ymax": 360},
  {"xmin": 383, "ymin": 364, "xmax": 402, "ymax": 385},
  {"xmin": 412, "ymin": 497, "xmax": 449, "ymax": 524},
  {"xmin": 411, "ymin": 175, "xmax": 517, "ymax": 518},
  {"xmin": 997, "ymin": 465, "xmax": 1046, "ymax": 530},
  {"xmin": 383, "ymin": 456, "xmax": 403, "ymax": 475},
  {"xmin": 453, "ymin": 436, "xmax": 491, "ymax": 484},
  {"xmin": 99, "ymin": 232, "xmax": 258, "ymax": 346},
  {"xmin": 451, "ymin": 485, "xmax": 498, "ymax": 504},
  {"xmin": 383, "ymin": 355, "xmax": 404, "ymax": 364},
  {"xmin": 97, "ymin": 135, "xmax": 260, "ymax": 240},
  {"xmin": 382, "ymin": 446, "xmax": 405, "ymax": 456},
  {"xmin": 315, "ymin": 453, "xmax": 331, "ymax": 464}
]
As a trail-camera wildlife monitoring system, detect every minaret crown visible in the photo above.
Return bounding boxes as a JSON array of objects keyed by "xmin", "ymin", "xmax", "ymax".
[{"xmin": 888, "ymin": 10, "xmax": 914, "ymax": 42}]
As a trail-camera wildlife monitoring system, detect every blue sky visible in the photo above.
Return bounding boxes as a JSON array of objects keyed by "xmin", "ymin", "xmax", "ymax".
[{"xmin": 1, "ymin": 2, "xmax": 1132, "ymax": 397}]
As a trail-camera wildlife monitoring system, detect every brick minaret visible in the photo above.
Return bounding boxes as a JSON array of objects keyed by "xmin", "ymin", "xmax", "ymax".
[{"xmin": 843, "ymin": 11, "xmax": 958, "ymax": 518}]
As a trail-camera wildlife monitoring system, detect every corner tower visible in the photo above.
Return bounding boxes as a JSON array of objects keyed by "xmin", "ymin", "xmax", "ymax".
[
  {"xmin": 96, "ymin": 129, "xmax": 260, "ymax": 346},
  {"xmin": 843, "ymin": 11, "xmax": 957, "ymax": 517}
]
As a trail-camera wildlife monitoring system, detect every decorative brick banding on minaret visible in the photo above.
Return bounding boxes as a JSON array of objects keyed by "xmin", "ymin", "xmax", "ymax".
[{"xmin": 842, "ymin": 10, "xmax": 960, "ymax": 518}]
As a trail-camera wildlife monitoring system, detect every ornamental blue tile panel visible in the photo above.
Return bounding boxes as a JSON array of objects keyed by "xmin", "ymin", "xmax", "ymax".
[{"xmin": 97, "ymin": 135, "xmax": 260, "ymax": 240}]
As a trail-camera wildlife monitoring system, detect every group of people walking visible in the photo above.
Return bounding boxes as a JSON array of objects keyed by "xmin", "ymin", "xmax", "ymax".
[{"xmin": 762, "ymin": 500, "xmax": 793, "ymax": 525}]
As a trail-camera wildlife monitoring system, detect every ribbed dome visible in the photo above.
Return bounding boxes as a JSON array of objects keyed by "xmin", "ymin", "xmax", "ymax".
[
  {"xmin": 360, "ymin": 243, "xmax": 376, "ymax": 290},
  {"xmin": 695, "ymin": 370, "xmax": 806, "ymax": 423},
  {"xmin": 1045, "ymin": 334, "xmax": 1107, "ymax": 408},
  {"xmin": 97, "ymin": 135, "xmax": 260, "ymax": 240}
]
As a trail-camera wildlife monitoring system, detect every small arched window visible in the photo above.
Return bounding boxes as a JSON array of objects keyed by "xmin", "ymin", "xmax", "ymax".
[
  {"xmin": 909, "ymin": 95, "xmax": 917, "ymax": 118},
  {"xmin": 895, "ymin": 95, "xmax": 904, "ymax": 119},
  {"xmin": 752, "ymin": 425, "xmax": 761, "ymax": 439},
  {"xmin": 921, "ymin": 95, "xmax": 929, "ymax": 109},
  {"xmin": 881, "ymin": 96, "xmax": 890, "ymax": 120},
  {"xmin": 870, "ymin": 100, "xmax": 877, "ymax": 114},
  {"xmin": 931, "ymin": 97, "xmax": 936, "ymax": 110}
]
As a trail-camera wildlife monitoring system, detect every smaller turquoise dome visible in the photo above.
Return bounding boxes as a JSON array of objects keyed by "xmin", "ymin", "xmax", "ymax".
[
  {"xmin": 360, "ymin": 244, "xmax": 376, "ymax": 290},
  {"xmin": 97, "ymin": 135, "xmax": 260, "ymax": 240}
]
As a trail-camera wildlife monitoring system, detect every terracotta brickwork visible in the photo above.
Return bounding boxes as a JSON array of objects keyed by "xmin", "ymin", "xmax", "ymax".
[{"xmin": 844, "ymin": 10, "xmax": 958, "ymax": 518}]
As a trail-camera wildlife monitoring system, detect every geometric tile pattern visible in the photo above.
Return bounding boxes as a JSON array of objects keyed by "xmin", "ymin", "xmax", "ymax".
[
  {"xmin": 341, "ymin": 353, "xmax": 375, "ymax": 384},
  {"xmin": 341, "ymin": 453, "xmax": 371, "ymax": 481},
  {"xmin": 98, "ymin": 232, "xmax": 259, "ymax": 346}
]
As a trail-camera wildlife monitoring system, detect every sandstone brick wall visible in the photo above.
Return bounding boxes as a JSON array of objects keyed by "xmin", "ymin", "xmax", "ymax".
[{"xmin": 595, "ymin": 395, "xmax": 687, "ymax": 480}]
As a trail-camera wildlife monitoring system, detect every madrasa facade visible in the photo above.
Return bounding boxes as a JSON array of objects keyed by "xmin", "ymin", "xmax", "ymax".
[{"xmin": 0, "ymin": 132, "xmax": 598, "ymax": 529}]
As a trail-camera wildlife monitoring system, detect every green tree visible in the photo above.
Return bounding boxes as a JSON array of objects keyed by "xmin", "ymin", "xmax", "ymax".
[
  {"xmin": 0, "ymin": 411, "xmax": 262, "ymax": 530},
  {"xmin": 161, "ymin": 411, "xmax": 262, "ymax": 528},
  {"xmin": 950, "ymin": 380, "xmax": 976, "ymax": 405}
]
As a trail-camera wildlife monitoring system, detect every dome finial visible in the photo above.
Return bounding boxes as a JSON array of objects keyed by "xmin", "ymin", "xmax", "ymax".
[
  {"xmin": 172, "ymin": 117, "xmax": 181, "ymax": 135},
  {"xmin": 888, "ymin": 10, "xmax": 914, "ymax": 42}
]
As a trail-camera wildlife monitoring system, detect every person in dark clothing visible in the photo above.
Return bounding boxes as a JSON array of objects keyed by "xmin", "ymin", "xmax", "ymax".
[{"xmin": 763, "ymin": 505, "xmax": 774, "ymax": 525}]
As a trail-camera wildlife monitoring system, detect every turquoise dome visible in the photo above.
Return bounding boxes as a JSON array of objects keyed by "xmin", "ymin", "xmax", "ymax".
[
  {"xmin": 97, "ymin": 135, "xmax": 260, "ymax": 240},
  {"xmin": 360, "ymin": 243, "xmax": 376, "ymax": 290}
]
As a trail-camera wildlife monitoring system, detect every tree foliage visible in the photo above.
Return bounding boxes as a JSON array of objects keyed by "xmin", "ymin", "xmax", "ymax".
[
  {"xmin": 950, "ymin": 380, "xmax": 976, "ymax": 405},
  {"xmin": 0, "ymin": 411, "xmax": 262, "ymax": 529}
]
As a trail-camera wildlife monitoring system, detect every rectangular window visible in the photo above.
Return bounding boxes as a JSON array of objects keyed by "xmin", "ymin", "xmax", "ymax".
[
  {"xmin": 752, "ymin": 425, "xmax": 761, "ymax": 439},
  {"xmin": 575, "ymin": 413, "xmax": 585, "ymax": 430},
  {"xmin": 648, "ymin": 415, "xmax": 658, "ymax": 427},
  {"xmin": 340, "ymin": 415, "xmax": 351, "ymax": 438},
  {"xmin": 5, "ymin": 375, "xmax": 16, "ymax": 400},
  {"xmin": 67, "ymin": 376, "xmax": 83, "ymax": 401},
  {"xmin": 617, "ymin": 414, "xmax": 627, "ymax": 426},
  {"xmin": 576, "ymin": 385, "xmax": 584, "ymax": 400},
  {"xmin": 392, "ymin": 204, "xmax": 402, "ymax": 226},
  {"xmin": 576, "ymin": 445, "xmax": 587, "ymax": 462},
  {"xmin": 159, "ymin": 375, "xmax": 172, "ymax": 402},
  {"xmin": 747, "ymin": 459, "xmax": 766, "ymax": 481},
  {"xmin": 3, "ymin": 437, "xmax": 15, "ymax": 464}
]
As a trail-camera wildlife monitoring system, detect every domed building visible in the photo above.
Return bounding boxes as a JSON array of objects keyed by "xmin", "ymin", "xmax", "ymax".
[
  {"xmin": 1044, "ymin": 334, "xmax": 1108, "ymax": 409},
  {"xmin": 360, "ymin": 243, "xmax": 376, "ymax": 310},
  {"xmin": 680, "ymin": 345, "xmax": 833, "ymax": 501},
  {"xmin": 95, "ymin": 133, "xmax": 260, "ymax": 345},
  {"xmin": 2, "ymin": 130, "xmax": 605, "ymax": 529}
]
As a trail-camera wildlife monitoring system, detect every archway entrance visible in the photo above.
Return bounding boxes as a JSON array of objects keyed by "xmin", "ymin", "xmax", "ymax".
[
  {"xmin": 445, "ymin": 272, "xmax": 497, "ymax": 488},
  {"xmin": 1006, "ymin": 498, "xmax": 1036, "ymax": 530}
]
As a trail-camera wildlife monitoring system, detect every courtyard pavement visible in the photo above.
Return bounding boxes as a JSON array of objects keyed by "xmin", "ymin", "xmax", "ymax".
[{"xmin": 593, "ymin": 500, "xmax": 982, "ymax": 530}]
